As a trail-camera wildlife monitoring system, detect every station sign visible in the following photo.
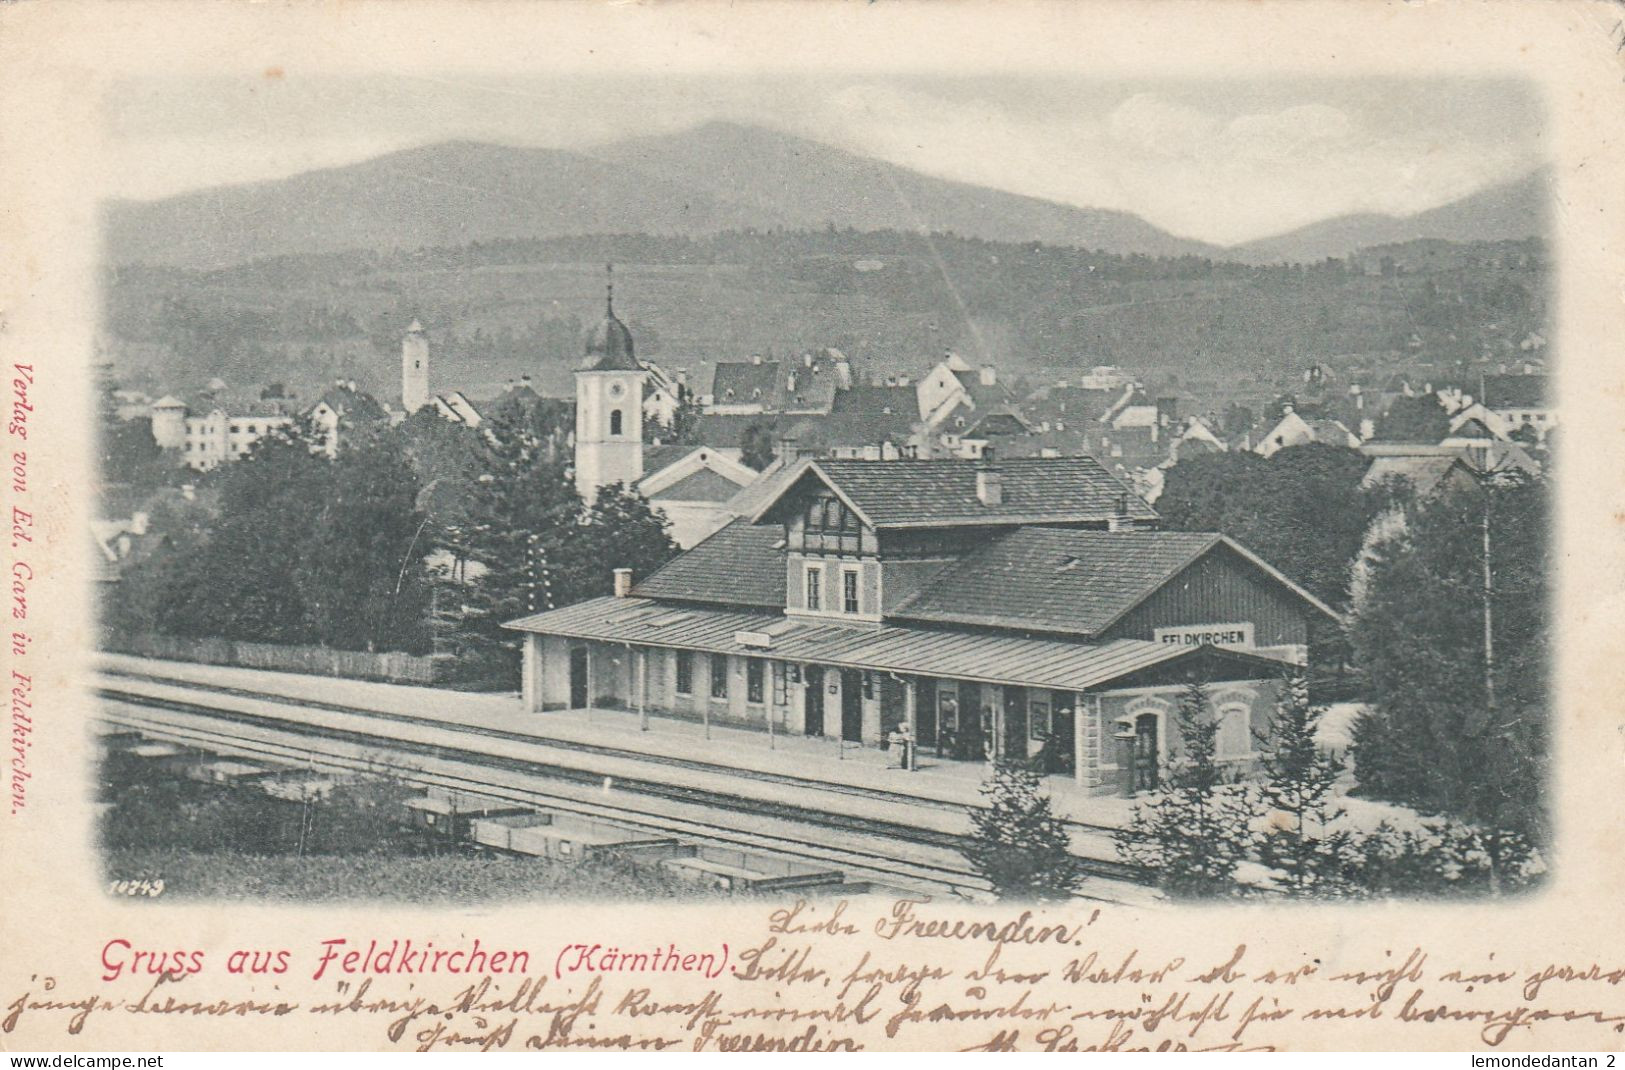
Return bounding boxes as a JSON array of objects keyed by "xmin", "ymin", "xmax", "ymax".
[{"xmin": 1153, "ymin": 622, "xmax": 1255, "ymax": 650}]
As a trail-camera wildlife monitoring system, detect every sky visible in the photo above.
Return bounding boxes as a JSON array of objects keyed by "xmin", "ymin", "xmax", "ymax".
[{"xmin": 101, "ymin": 74, "xmax": 1544, "ymax": 247}]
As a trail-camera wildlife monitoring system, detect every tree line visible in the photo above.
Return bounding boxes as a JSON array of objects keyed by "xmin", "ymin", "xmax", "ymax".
[
  {"xmin": 970, "ymin": 453, "xmax": 1550, "ymax": 902},
  {"xmin": 104, "ymin": 406, "xmax": 679, "ymax": 689}
]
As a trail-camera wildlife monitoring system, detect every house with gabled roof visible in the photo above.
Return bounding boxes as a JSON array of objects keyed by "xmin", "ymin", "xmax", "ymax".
[
  {"xmin": 637, "ymin": 445, "xmax": 763, "ymax": 549},
  {"xmin": 1254, "ymin": 406, "xmax": 1361, "ymax": 457},
  {"xmin": 507, "ymin": 454, "xmax": 1337, "ymax": 796},
  {"xmin": 1360, "ymin": 445, "xmax": 1483, "ymax": 500},
  {"xmin": 1479, "ymin": 373, "xmax": 1553, "ymax": 441},
  {"xmin": 705, "ymin": 350, "xmax": 849, "ymax": 415}
]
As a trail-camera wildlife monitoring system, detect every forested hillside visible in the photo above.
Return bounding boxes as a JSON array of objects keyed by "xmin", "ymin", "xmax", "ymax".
[{"xmin": 102, "ymin": 230, "xmax": 1547, "ymax": 401}]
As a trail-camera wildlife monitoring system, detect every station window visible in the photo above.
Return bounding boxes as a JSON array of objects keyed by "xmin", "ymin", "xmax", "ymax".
[
  {"xmin": 843, "ymin": 570, "xmax": 860, "ymax": 614},
  {"xmin": 805, "ymin": 566, "xmax": 822, "ymax": 611},
  {"xmin": 803, "ymin": 495, "xmax": 861, "ymax": 553},
  {"xmin": 1217, "ymin": 704, "xmax": 1252, "ymax": 759},
  {"xmin": 674, "ymin": 650, "xmax": 693, "ymax": 695},
  {"xmin": 747, "ymin": 659, "xmax": 765, "ymax": 705},
  {"xmin": 710, "ymin": 654, "xmax": 729, "ymax": 700}
]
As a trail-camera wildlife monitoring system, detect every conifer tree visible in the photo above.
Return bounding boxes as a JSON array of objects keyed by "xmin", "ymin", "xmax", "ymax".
[
  {"xmin": 1257, "ymin": 672, "xmax": 1356, "ymax": 897},
  {"xmin": 1116, "ymin": 682, "xmax": 1258, "ymax": 899},
  {"xmin": 451, "ymin": 412, "xmax": 583, "ymax": 685},
  {"xmin": 964, "ymin": 760, "xmax": 1082, "ymax": 902},
  {"xmin": 1347, "ymin": 472, "xmax": 1550, "ymax": 869}
]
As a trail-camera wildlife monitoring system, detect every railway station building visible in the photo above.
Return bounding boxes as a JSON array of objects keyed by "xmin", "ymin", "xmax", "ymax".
[{"xmin": 506, "ymin": 454, "xmax": 1339, "ymax": 795}]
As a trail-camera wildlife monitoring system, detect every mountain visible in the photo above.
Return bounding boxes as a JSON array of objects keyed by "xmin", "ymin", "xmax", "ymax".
[
  {"xmin": 1227, "ymin": 171, "xmax": 1547, "ymax": 264},
  {"xmin": 581, "ymin": 121, "xmax": 1215, "ymax": 258},
  {"xmin": 102, "ymin": 122, "xmax": 1218, "ymax": 268},
  {"xmin": 102, "ymin": 124, "xmax": 1547, "ymax": 269},
  {"xmin": 101, "ymin": 140, "xmax": 761, "ymax": 270}
]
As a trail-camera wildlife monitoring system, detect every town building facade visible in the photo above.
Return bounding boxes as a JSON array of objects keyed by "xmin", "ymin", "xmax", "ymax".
[{"xmin": 150, "ymin": 393, "xmax": 297, "ymax": 471}]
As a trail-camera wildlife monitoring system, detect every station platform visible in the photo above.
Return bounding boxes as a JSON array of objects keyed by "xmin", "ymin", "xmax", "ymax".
[{"xmin": 95, "ymin": 653, "xmax": 1138, "ymax": 831}]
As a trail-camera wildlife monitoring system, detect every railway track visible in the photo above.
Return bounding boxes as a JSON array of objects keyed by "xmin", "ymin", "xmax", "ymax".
[
  {"xmin": 100, "ymin": 667, "xmax": 1126, "ymax": 835},
  {"xmin": 94, "ymin": 676, "xmax": 1157, "ymax": 905}
]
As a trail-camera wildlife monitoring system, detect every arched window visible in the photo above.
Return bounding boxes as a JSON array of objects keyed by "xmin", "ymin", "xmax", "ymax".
[
  {"xmin": 609, "ymin": 409, "xmax": 623, "ymax": 436},
  {"xmin": 1216, "ymin": 703, "xmax": 1252, "ymax": 759}
]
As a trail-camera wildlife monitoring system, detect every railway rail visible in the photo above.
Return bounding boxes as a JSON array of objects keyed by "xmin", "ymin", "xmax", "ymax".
[{"xmin": 95, "ymin": 672, "xmax": 1158, "ymax": 905}]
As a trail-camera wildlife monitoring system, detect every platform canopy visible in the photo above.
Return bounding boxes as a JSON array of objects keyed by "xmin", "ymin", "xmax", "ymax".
[{"xmin": 505, "ymin": 596, "xmax": 1293, "ymax": 694}]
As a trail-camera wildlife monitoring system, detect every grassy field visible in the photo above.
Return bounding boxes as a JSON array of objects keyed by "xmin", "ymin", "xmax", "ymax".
[
  {"xmin": 105, "ymin": 846, "xmax": 724, "ymax": 904},
  {"xmin": 98, "ymin": 750, "xmax": 718, "ymax": 903}
]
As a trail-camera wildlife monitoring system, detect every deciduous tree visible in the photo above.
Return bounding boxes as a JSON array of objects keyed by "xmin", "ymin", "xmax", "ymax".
[
  {"xmin": 1372, "ymin": 394, "xmax": 1450, "ymax": 443},
  {"xmin": 1156, "ymin": 443, "xmax": 1377, "ymax": 611},
  {"xmin": 740, "ymin": 421, "xmax": 778, "ymax": 472}
]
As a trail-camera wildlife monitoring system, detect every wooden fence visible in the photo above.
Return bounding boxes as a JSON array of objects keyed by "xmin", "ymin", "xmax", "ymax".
[{"xmin": 102, "ymin": 631, "xmax": 446, "ymax": 686}]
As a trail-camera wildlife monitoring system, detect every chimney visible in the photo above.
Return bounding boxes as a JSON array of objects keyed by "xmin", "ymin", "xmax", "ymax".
[
  {"xmin": 751, "ymin": 353, "xmax": 763, "ymax": 366},
  {"xmin": 613, "ymin": 568, "xmax": 634, "ymax": 598},
  {"xmin": 1108, "ymin": 493, "xmax": 1134, "ymax": 532},
  {"xmin": 975, "ymin": 447, "xmax": 1003, "ymax": 506},
  {"xmin": 979, "ymin": 366, "xmax": 997, "ymax": 386}
]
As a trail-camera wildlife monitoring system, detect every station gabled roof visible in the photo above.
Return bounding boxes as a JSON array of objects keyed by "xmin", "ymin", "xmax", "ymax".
[
  {"xmin": 609, "ymin": 509, "xmax": 1338, "ymax": 637},
  {"xmin": 629, "ymin": 519, "xmax": 786, "ymax": 608},
  {"xmin": 751, "ymin": 456, "xmax": 1158, "ymax": 530},
  {"xmin": 890, "ymin": 528, "xmax": 1340, "ymax": 637}
]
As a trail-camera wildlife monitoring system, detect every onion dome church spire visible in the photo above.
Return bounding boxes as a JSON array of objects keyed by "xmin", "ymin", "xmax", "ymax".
[
  {"xmin": 583, "ymin": 263, "xmax": 639, "ymax": 371},
  {"xmin": 574, "ymin": 264, "xmax": 646, "ymax": 501}
]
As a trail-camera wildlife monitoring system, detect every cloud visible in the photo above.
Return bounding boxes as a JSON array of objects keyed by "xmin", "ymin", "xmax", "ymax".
[
  {"xmin": 1105, "ymin": 94, "xmax": 1355, "ymax": 163},
  {"xmin": 1106, "ymin": 93, "xmax": 1219, "ymax": 158},
  {"xmin": 1226, "ymin": 103, "xmax": 1353, "ymax": 161}
]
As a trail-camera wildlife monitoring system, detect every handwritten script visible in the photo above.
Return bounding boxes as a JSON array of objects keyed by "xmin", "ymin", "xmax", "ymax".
[{"xmin": 5, "ymin": 899, "xmax": 1624, "ymax": 1050}]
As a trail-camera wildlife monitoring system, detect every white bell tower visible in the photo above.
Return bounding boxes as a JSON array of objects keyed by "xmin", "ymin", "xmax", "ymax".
[
  {"xmin": 401, "ymin": 320, "xmax": 429, "ymax": 414},
  {"xmin": 574, "ymin": 266, "xmax": 645, "ymax": 501}
]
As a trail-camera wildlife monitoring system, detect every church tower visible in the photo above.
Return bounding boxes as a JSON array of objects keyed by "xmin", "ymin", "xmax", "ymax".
[
  {"xmin": 401, "ymin": 320, "xmax": 429, "ymax": 414},
  {"xmin": 574, "ymin": 266, "xmax": 645, "ymax": 501}
]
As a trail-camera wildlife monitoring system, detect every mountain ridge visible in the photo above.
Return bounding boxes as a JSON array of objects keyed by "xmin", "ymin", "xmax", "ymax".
[
  {"xmin": 102, "ymin": 122, "xmax": 1545, "ymax": 268},
  {"xmin": 1226, "ymin": 170, "xmax": 1548, "ymax": 264}
]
